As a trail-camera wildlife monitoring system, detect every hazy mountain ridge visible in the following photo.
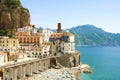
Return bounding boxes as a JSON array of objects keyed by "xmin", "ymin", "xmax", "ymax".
[{"xmin": 69, "ymin": 25, "xmax": 120, "ymax": 46}]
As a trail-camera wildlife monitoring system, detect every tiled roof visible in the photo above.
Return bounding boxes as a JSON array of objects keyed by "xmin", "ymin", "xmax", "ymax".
[
  {"xmin": 50, "ymin": 33, "xmax": 63, "ymax": 38},
  {"xmin": 63, "ymin": 32, "xmax": 74, "ymax": 36}
]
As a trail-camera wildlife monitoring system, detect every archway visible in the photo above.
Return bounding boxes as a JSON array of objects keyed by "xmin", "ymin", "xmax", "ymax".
[
  {"xmin": 69, "ymin": 56, "xmax": 76, "ymax": 67},
  {"xmin": 50, "ymin": 58, "xmax": 56, "ymax": 68}
]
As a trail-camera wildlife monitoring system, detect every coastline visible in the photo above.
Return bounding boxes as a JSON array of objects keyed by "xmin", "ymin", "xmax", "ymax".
[{"xmin": 26, "ymin": 64, "xmax": 91, "ymax": 80}]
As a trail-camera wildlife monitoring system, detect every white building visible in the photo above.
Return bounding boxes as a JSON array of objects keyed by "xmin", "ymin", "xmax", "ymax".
[
  {"xmin": 17, "ymin": 25, "xmax": 37, "ymax": 34},
  {"xmin": 17, "ymin": 26, "xmax": 32, "ymax": 32},
  {"xmin": 16, "ymin": 50, "xmax": 27, "ymax": 59},
  {"xmin": 27, "ymin": 46, "xmax": 44, "ymax": 59},
  {"xmin": 43, "ymin": 42, "xmax": 51, "ymax": 56},
  {"xmin": 61, "ymin": 42, "xmax": 75, "ymax": 53},
  {"xmin": 0, "ymin": 52, "xmax": 8, "ymax": 65},
  {"xmin": 42, "ymin": 28, "xmax": 53, "ymax": 42},
  {"xmin": 61, "ymin": 29, "xmax": 75, "ymax": 53}
]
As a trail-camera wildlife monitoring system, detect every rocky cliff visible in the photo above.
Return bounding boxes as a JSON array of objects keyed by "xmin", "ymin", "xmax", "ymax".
[{"xmin": 0, "ymin": 0, "xmax": 30, "ymax": 37}]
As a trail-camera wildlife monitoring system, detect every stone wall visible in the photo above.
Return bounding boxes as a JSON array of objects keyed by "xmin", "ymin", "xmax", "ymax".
[{"xmin": 56, "ymin": 51, "xmax": 80, "ymax": 68}]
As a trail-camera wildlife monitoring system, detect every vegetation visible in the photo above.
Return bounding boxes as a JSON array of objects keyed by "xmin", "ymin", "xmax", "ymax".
[
  {"xmin": 21, "ymin": 7, "xmax": 29, "ymax": 13},
  {"xmin": 0, "ymin": 29, "xmax": 15, "ymax": 38},
  {"xmin": 69, "ymin": 25, "xmax": 120, "ymax": 46},
  {"xmin": 5, "ymin": 0, "xmax": 21, "ymax": 6}
]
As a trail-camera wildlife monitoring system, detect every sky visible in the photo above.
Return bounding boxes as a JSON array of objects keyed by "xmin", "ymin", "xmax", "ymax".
[{"xmin": 21, "ymin": 0, "xmax": 120, "ymax": 33}]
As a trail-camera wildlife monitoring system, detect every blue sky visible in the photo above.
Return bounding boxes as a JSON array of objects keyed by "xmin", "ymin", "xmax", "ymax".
[{"xmin": 21, "ymin": 0, "xmax": 120, "ymax": 33}]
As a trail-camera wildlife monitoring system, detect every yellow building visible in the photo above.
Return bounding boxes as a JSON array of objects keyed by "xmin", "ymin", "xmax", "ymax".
[{"xmin": 0, "ymin": 37, "xmax": 20, "ymax": 54}]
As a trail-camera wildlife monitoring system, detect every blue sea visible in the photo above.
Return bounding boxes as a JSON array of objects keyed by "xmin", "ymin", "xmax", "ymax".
[{"xmin": 76, "ymin": 46, "xmax": 120, "ymax": 80}]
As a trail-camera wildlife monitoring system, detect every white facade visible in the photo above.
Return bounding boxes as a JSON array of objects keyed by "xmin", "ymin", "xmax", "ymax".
[
  {"xmin": 17, "ymin": 26, "xmax": 37, "ymax": 34},
  {"xmin": 17, "ymin": 26, "xmax": 32, "ymax": 32},
  {"xmin": 42, "ymin": 28, "xmax": 53, "ymax": 42},
  {"xmin": 0, "ymin": 47, "xmax": 17, "ymax": 54},
  {"xmin": 61, "ymin": 42, "xmax": 75, "ymax": 53},
  {"xmin": 30, "ymin": 28, "xmax": 37, "ymax": 34},
  {"xmin": 27, "ymin": 46, "xmax": 44, "ymax": 59},
  {"xmin": 69, "ymin": 35, "xmax": 75, "ymax": 42},
  {"xmin": 60, "ymin": 29, "xmax": 75, "ymax": 54},
  {"xmin": 0, "ymin": 52, "xmax": 8, "ymax": 65},
  {"xmin": 43, "ymin": 44, "xmax": 50, "ymax": 56},
  {"xmin": 18, "ymin": 53, "xmax": 27, "ymax": 59}
]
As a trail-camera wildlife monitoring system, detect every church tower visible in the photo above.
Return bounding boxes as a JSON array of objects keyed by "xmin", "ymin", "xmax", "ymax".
[{"xmin": 57, "ymin": 23, "xmax": 62, "ymax": 33}]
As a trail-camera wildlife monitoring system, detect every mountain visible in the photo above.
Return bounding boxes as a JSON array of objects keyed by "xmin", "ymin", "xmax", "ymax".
[
  {"xmin": 69, "ymin": 25, "xmax": 120, "ymax": 46},
  {"xmin": 0, "ymin": 0, "xmax": 30, "ymax": 37}
]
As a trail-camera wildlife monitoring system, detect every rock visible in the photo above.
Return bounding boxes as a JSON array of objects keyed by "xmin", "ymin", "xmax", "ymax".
[
  {"xmin": 55, "ymin": 66, "xmax": 61, "ymax": 69},
  {"xmin": 0, "ymin": 0, "xmax": 30, "ymax": 36},
  {"xmin": 80, "ymin": 64, "xmax": 92, "ymax": 73}
]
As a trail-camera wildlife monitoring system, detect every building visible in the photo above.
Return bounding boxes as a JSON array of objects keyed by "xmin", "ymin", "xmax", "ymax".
[
  {"xmin": 49, "ymin": 33, "xmax": 63, "ymax": 42},
  {"xmin": 0, "ymin": 52, "xmax": 8, "ymax": 65},
  {"xmin": 0, "ymin": 37, "xmax": 20, "ymax": 54},
  {"xmin": 42, "ymin": 42, "xmax": 51, "ymax": 56},
  {"xmin": 61, "ymin": 29, "xmax": 75, "ymax": 53},
  {"xmin": 17, "ymin": 26, "xmax": 54, "ymax": 59},
  {"xmin": 16, "ymin": 26, "xmax": 43, "ymax": 45},
  {"xmin": 0, "ymin": 36, "xmax": 21, "ymax": 61},
  {"xmin": 41, "ymin": 28, "xmax": 53, "ymax": 42},
  {"xmin": 16, "ymin": 50, "xmax": 27, "ymax": 59},
  {"xmin": 27, "ymin": 46, "xmax": 44, "ymax": 59},
  {"xmin": 16, "ymin": 31, "xmax": 43, "ymax": 45},
  {"xmin": 49, "ymin": 23, "xmax": 75, "ymax": 55}
]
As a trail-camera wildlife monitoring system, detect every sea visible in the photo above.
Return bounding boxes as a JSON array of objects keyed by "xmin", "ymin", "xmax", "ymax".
[{"xmin": 76, "ymin": 46, "xmax": 120, "ymax": 80}]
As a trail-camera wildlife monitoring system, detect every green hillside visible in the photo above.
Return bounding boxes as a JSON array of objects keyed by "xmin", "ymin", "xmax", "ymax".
[{"xmin": 69, "ymin": 25, "xmax": 120, "ymax": 46}]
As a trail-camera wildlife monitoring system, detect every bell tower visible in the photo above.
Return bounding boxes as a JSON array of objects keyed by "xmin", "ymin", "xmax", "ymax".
[{"xmin": 57, "ymin": 23, "xmax": 62, "ymax": 33}]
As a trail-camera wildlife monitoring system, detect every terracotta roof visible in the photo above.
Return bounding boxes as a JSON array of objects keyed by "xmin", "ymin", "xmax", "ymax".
[
  {"xmin": 50, "ymin": 33, "xmax": 63, "ymax": 38},
  {"xmin": 42, "ymin": 42, "xmax": 51, "ymax": 45},
  {"xmin": 63, "ymin": 32, "xmax": 74, "ymax": 36}
]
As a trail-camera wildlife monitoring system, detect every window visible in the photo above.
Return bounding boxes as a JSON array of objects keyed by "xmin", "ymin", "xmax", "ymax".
[
  {"xmin": 0, "ymin": 49, "xmax": 2, "ymax": 51},
  {"xmin": 13, "ymin": 44, "xmax": 15, "ymax": 46},
  {"xmin": 5, "ymin": 49, "xmax": 7, "ymax": 51},
  {"xmin": 32, "ymin": 52, "xmax": 34, "ymax": 55},
  {"xmin": 36, "ymin": 53, "xmax": 38, "ymax": 55},
  {"xmin": 13, "ymin": 41, "xmax": 15, "ymax": 43}
]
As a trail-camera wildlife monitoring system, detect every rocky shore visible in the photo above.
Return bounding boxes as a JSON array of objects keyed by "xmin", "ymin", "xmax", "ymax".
[{"xmin": 26, "ymin": 64, "xmax": 91, "ymax": 80}]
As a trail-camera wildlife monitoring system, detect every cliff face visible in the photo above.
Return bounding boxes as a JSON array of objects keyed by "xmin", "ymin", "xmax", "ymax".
[{"xmin": 0, "ymin": 0, "xmax": 30, "ymax": 30}]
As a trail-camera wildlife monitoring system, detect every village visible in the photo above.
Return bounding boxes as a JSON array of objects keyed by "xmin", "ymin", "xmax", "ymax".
[{"xmin": 0, "ymin": 23, "xmax": 83, "ymax": 80}]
